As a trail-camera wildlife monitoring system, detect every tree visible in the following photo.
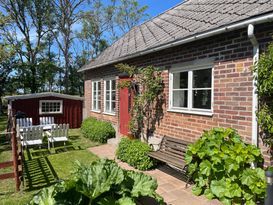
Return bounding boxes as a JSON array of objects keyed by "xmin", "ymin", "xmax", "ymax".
[
  {"xmin": 77, "ymin": 0, "xmax": 113, "ymax": 60},
  {"xmin": 0, "ymin": 58, "xmax": 16, "ymax": 114},
  {"xmin": 0, "ymin": 0, "xmax": 54, "ymax": 93},
  {"xmin": 114, "ymin": 0, "xmax": 148, "ymax": 34},
  {"xmin": 51, "ymin": 0, "xmax": 87, "ymax": 93}
]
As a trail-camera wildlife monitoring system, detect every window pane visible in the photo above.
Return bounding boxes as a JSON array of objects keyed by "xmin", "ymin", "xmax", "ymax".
[
  {"xmin": 173, "ymin": 72, "xmax": 188, "ymax": 89},
  {"xmin": 112, "ymin": 80, "xmax": 116, "ymax": 90},
  {"xmin": 112, "ymin": 102, "xmax": 116, "ymax": 112},
  {"xmin": 98, "ymin": 100, "xmax": 101, "ymax": 110},
  {"xmin": 93, "ymin": 82, "xmax": 97, "ymax": 90},
  {"xmin": 98, "ymin": 82, "xmax": 101, "ymax": 91},
  {"xmin": 106, "ymin": 80, "xmax": 110, "ymax": 90},
  {"xmin": 193, "ymin": 68, "xmax": 212, "ymax": 88},
  {"xmin": 106, "ymin": 101, "xmax": 110, "ymax": 111},
  {"xmin": 193, "ymin": 90, "xmax": 211, "ymax": 109},
  {"xmin": 112, "ymin": 91, "xmax": 116, "ymax": 101},
  {"xmin": 173, "ymin": 90, "xmax": 188, "ymax": 108},
  {"xmin": 106, "ymin": 92, "xmax": 110, "ymax": 100}
]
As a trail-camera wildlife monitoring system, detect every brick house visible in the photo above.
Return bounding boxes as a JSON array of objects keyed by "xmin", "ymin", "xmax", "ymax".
[{"xmin": 79, "ymin": 1, "xmax": 273, "ymax": 162}]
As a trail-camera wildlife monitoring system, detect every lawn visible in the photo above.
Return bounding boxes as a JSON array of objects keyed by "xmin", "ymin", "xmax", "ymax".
[{"xmin": 0, "ymin": 123, "xmax": 100, "ymax": 205}]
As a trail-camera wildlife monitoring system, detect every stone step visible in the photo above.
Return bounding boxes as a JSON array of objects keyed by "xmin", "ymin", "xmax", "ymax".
[{"xmin": 107, "ymin": 138, "xmax": 120, "ymax": 146}]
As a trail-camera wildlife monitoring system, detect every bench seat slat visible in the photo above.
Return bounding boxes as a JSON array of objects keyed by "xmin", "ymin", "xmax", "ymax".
[
  {"xmin": 163, "ymin": 136, "xmax": 190, "ymax": 146},
  {"xmin": 160, "ymin": 148, "xmax": 186, "ymax": 158},
  {"xmin": 148, "ymin": 135, "xmax": 191, "ymax": 171},
  {"xmin": 161, "ymin": 143, "xmax": 187, "ymax": 153}
]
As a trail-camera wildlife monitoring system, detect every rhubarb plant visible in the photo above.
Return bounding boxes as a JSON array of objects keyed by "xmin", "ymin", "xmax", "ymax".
[{"xmin": 185, "ymin": 128, "xmax": 266, "ymax": 205}]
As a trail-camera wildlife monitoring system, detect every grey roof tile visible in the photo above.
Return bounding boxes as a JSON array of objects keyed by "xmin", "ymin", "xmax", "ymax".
[{"xmin": 81, "ymin": 0, "xmax": 273, "ymax": 71}]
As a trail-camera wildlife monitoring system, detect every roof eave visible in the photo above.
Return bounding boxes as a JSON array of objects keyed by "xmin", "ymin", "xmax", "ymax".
[{"xmin": 79, "ymin": 12, "xmax": 273, "ymax": 72}]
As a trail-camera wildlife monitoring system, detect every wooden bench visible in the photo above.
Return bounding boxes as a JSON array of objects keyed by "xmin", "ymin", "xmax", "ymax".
[{"xmin": 148, "ymin": 136, "xmax": 191, "ymax": 171}]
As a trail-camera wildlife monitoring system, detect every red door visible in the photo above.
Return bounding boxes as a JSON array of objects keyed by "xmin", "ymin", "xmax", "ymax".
[{"xmin": 119, "ymin": 78, "xmax": 132, "ymax": 136}]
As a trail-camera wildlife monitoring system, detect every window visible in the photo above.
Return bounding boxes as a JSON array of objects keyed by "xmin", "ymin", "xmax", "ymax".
[
  {"xmin": 104, "ymin": 79, "xmax": 116, "ymax": 114},
  {"xmin": 39, "ymin": 100, "xmax": 63, "ymax": 114},
  {"xmin": 92, "ymin": 81, "xmax": 101, "ymax": 111},
  {"xmin": 169, "ymin": 66, "xmax": 213, "ymax": 115}
]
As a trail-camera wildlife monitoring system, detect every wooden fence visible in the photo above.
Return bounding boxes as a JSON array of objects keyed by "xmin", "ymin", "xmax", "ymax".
[{"xmin": 0, "ymin": 112, "xmax": 22, "ymax": 191}]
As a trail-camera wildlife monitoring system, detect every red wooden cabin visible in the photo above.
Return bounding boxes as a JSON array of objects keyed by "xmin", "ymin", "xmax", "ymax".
[{"xmin": 5, "ymin": 92, "xmax": 84, "ymax": 128}]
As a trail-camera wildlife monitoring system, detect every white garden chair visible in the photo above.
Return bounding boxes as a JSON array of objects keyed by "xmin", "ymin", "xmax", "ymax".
[
  {"xmin": 46, "ymin": 124, "xmax": 69, "ymax": 149},
  {"xmin": 39, "ymin": 116, "xmax": 54, "ymax": 125},
  {"xmin": 40, "ymin": 116, "xmax": 55, "ymax": 130},
  {"xmin": 16, "ymin": 118, "xmax": 33, "ymax": 130},
  {"xmin": 20, "ymin": 126, "xmax": 44, "ymax": 149}
]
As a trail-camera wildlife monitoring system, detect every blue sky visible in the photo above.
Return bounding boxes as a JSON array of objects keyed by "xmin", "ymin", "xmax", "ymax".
[{"xmin": 138, "ymin": 0, "xmax": 182, "ymax": 17}]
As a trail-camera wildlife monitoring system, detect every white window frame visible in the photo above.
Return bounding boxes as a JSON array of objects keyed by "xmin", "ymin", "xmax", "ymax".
[
  {"xmin": 104, "ymin": 77, "xmax": 116, "ymax": 115},
  {"xmin": 39, "ymin": 100, "xmax": 63, "ymax": 115},
  {"xmin": 91, "ymin": 80, "xmax": 101, "ymax": 112},
  {"xmin": 168, "ymin": 62, "xmax": 214, "ymax": 116}
]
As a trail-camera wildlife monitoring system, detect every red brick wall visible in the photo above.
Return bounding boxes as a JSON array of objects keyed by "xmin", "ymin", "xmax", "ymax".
[{"xmin": 84, "ymin": 23, "xmax": 273, "ymax": 154}]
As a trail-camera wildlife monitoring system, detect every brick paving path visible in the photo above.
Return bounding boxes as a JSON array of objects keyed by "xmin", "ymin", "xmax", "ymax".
[{"xmin": 88, "ymin": 144, "xmax": 221, "ymax": 205}]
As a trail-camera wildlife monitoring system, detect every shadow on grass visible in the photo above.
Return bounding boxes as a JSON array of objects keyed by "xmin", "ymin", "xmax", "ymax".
[
  {"xmin": 55, "ymin": 145, "xmax": 76, "ymax": 153},
  {"xmin": 69, "ymin": 135, "xmax": 80, "ymax": 141},
  {"xmin": 23, "ymin": 156, "xmax": 59, "ymax": 191}
]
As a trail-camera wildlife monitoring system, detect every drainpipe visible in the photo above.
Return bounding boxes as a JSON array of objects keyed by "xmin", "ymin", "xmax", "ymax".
[{"xmin": 248, "ymin": 24, "xmax": 259, "ymax": 147}]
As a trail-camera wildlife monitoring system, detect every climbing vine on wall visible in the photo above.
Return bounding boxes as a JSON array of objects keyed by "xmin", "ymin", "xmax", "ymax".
[
  {"xmin": 255, "ymin": 42, "xmax": 273, "ymax": 156},
  {"xmin": 116, "ymin": 63, "xmax": 164, "ymax": 141}
]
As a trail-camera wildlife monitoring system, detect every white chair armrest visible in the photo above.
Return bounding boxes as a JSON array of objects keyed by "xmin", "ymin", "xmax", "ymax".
[{"xmin": 45, "ymin": 131, "xmax": 52, "ymax": 136}]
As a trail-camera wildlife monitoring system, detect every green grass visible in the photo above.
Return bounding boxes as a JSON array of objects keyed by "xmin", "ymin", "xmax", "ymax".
[
  {"xmin": 0, "ymin": 128, "xmax": 100, "ymax": 205},
  {"xmin": 0, "ymin": 114, "xmax": 7, "ymax": 133}
]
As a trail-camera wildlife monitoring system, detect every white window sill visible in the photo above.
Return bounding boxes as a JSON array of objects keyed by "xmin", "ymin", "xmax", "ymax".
[
  {"xmin": 167, "ymin": 108, "xmax": 213, "ymax": 116},
  {"xmin": 103, "ymin": 112, "xmax": 116, "ymax": 116},
  {"xmin": 91, "ymin": 110, "xmax": 101, "ymax": 113},
  {"xmin": 40, "ymin": 112, "xmax": 63, "ymax": 115}
]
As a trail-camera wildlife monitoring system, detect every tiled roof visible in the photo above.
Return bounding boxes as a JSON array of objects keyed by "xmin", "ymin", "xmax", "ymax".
[
  {"xmin": 5, "ymin": 92, "xmax": 84, "ymax": 101},
  {"xmin": 80, "ymin": 0, "xmax": 273, "ymax": 71}
]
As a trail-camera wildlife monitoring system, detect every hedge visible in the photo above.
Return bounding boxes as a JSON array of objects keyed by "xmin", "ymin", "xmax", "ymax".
[
  {"xmin": 116, "ymin": 138, "xmax": 155, "ymax": 170},
  {"xmin": 81, "ymin": 117, "xmax": 115, "ymax": 143}
]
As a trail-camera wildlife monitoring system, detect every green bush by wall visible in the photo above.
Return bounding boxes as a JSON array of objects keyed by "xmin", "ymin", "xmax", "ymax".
[
  {"xmin": 81, "ymin": 117, "xmax": 115, "ymax": 143},
  {"xmin": 116, "ymin": 138, "xmax": 155, "ymax": 170},
  {"xmin": 185, "ymin": 127, "xmax": 266, "ymax": 204}
]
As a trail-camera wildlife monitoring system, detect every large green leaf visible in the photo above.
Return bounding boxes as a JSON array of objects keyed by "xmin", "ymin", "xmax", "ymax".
[
  {"xmin": 117, "ymin": 197, "xmax": 136, "ymax": 205},
  {"xmin": 75, "ymin": 159, "xmax": 124, "ymax": 200},
  {"xmin": 127, "ymin": 171, "xmax": 158, "ymax": 198},
  {"xmin": 192, "ymin": 185, "xmax": 203, "ymax": 196},
  {"xmin": 28, "ymin": 186, "xmax": 56, "ymax": 205},
  {"xmin": 210, "ymin": 179, "xmax": 226, "ymax": 198},
  {"xmin": 224, "ymin": 182, "xmax": 241, "ymax": 198},
  {"xmin": 199, "ymin": 160, "xmax": 211, "ymax": 176}
]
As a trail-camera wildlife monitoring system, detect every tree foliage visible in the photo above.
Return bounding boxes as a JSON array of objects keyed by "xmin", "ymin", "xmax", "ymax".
[
  {"xmin": 255, "ymin": 43, "xmax": 273, "ymax": 157},
  {"xmin": 185, "ymin": 128, "xmax": 266, "ymax": 205},
  {"xmin": 0, "ymin": 0, "xmax": 148, "ymax": 98},
  {"xmin": 116, "ymin": 64, "xmax": 164, "ymax": 141}
]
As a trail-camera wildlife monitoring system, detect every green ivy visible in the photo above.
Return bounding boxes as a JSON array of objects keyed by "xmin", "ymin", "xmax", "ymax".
[
  {"xmin": 255, "ymin": 42, "xmax": 273, "ymax": 155},
  {"xmin": 185, "ymin": 128, "xmax": 266, "ymax": 204},
  {"xmin": 115, "ymin": 64, "xmax": 164, "ymax": 141},
  {"xmin": 116, "ymin": 138, "xmax": 155, "ymax": 170}
]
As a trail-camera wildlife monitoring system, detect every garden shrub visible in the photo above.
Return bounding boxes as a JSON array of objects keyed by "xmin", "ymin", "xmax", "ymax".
[
  {"xmin": 81, "ymin": 117, "xmax": 115, "ymax": 143},
  {"xmin": 185, "ymin": 128, "xmax": 266, "ymax": 205},
  {"xmin": 28, "ymin": 159, "xmax": 164, "ymax": 205},
  {"xmin": 116, "ymin": 138, "xmax": 155, "ymax": 170}
]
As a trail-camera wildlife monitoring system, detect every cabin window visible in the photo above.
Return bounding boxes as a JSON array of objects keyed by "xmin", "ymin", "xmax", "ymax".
[
  {"xmin": 169, "ymin": 66, "xmax": 213, "ymax": 115},
  {"xmin": 104, "ymin": 78, "xmax": 116, "ymax": 114},
  {"xmin": 92, "ymin": 81, "xmax": 101, "ymax": 111},
  {"xmin": 39, "ymin": 100, "xmax": 63, "ymax": 114}
]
